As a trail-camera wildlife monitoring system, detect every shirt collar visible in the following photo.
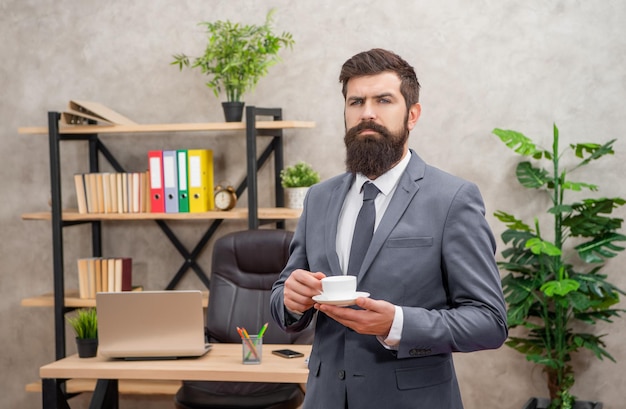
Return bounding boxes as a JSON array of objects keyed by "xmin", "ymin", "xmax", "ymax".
[{"xmin": 354, "ymin": 151, "xmax": 411, "ymax": 196}]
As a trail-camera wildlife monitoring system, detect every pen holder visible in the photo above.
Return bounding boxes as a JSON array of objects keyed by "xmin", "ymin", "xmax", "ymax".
[{"xmin": 242, "ymin": 335, "xmax": 262, "ymax": 364}]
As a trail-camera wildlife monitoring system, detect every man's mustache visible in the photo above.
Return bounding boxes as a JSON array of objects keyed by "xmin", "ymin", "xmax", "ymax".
[{"xmin": 347, "ymin": 121, "xmax": 389, "ymax": 137}]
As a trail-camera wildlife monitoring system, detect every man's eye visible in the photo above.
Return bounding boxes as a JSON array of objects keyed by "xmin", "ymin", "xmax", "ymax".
[
  {"xmin": 349, "ymin": 100, "xmax": 363, "ymax": 106},
  {"xmin": 379, "ymin": 98, "xmax": 391, "ymax": 104}
]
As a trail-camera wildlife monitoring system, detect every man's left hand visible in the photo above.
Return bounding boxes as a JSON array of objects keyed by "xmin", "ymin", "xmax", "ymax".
[{"xmin": 315, "ymin": 297, "xmax": 395, "ymax": 337}]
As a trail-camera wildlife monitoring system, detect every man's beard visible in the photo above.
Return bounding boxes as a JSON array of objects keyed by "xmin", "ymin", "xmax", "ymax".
[{"xmin": 344, "ymin": 119, "xmax": 408, "ymax": 178}]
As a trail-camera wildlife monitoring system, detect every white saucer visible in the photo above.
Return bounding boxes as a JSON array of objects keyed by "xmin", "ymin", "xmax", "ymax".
[{"xmin": 312, "ymin": 291, "xmax": 370, "ymax": 306}]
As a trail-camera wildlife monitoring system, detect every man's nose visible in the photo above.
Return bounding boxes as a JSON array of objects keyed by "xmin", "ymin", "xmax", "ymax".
[{"xmin": 360, "ymin": 102, "xmax": 376, "ymax": 120}]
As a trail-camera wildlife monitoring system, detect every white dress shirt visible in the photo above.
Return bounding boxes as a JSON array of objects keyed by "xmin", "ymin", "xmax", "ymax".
[{"xmin": 336, "ymin": 152, "xmax": 411, "ymax": 348}]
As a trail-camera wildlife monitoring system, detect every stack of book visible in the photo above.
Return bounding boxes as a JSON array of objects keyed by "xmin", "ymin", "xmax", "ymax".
[
  {"xmin": 61, "ymin": 100, "xmax": 136, "ymax": 126},
  {"xmin": 76, "ymin": 257, "xmax": 132, "ymax": 299},
  {"xmin": 148, "ymin": 149, "xmax": 214, "ymax": 213},
  {"xmin": 74, "ymin": 172, "xmax": 150, "ymax": 214}
]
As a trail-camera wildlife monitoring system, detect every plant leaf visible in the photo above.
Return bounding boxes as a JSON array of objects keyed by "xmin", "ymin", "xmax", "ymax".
[
  {"xmin": 575, "ymin": 308, "xmax": 624, "ymax": 324},
  {"xmin": 570, "ymin": 139, "xmax": 616, "ymax": 168},
  {"xmin": 572, "ymin": 333, "xmax": 616, "ymax": 362},
  {"xmin": 561, "ymin": 181, "xmax": 598, "ymax": 192},
  {"xmin": 564, "ymin": 198, "xmax": 625, "ymax": 238},
  {"xmin": 493, "ymin": 128, "xmax": 543, "ymax": 157},
  {"xmin": 566, "ymin": 288, "xmax": 592, "ymax": 310},
  {"xmin": 516, "ymin": 162, "xmax": 550, "ymax": 189},
  {"xmin": 541, "ymin": 279, "xmax": 580, "ymax": 296},
  {"xmin": 575, "ymin": 233, "xmax": 626, "ymax": 263},
  {"xmin": 506, "ymin": 337, "xmax": 546, "ymax": 357},
  {"xmin": 501, "ymin": 229, "xmax": 537, "ymax": 247},
  {"xmin": 525, "ymin": 237, "xmax": 562, "ymax": 256},
  {"xmin": 548, "ymin": 204, "xmax": 573, "ymax": 215},
  {"xmin": 494, "ymin": 211, "xmax": 532, "ymax": 232}
]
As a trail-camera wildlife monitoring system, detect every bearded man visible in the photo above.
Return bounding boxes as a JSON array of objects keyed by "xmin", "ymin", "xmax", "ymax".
[{"xmin": 270, "ymin": 48, "xmax": 507, "ymax": 409}]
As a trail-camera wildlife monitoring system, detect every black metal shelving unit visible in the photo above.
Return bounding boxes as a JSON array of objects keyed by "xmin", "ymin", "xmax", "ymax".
[{"xmin": 44, "ymin": 106, "xmax": 298, "ymax": 360}]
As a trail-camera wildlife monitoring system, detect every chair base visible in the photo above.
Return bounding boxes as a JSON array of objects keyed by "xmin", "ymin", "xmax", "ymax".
[{"xmin": 174, "ymin": 381, "xmax": 304, "ymax": 409}]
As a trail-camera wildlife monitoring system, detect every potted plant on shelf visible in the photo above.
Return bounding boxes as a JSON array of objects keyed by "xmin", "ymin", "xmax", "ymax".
[
  {"xmin": 67, "ymin": 308, "xmax": 98, "ymax": 358},
  {"xmin": 280, "ymin": 161, "xmax": 320, "ymax": 209},
  {"xmin": 171, "ymin": 8, "xmax": 294, "ymax": 122},
  {"xmin": 492, "ymin": 124, "xmax": 625, "ymax": 409}
]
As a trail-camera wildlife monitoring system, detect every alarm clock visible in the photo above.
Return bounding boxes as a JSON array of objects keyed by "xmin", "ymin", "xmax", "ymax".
[{"xmin": 214, "ymin": 184, "xmax": 237, "ymax": 211}]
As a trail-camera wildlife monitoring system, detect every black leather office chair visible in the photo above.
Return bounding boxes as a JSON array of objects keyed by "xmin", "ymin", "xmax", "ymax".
[{"xmin": 174, "ymin": 229, "xmax": 314, "ymax": 409}]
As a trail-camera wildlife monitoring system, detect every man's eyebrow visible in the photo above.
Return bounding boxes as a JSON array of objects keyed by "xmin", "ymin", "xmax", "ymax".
[
  {"xmin": 347, "ymin": 95, "xmax": 363, "ymax": 101},
  {"xmin": 374, "ymin": 92, "xmax": 396, "ymax": 99},
  {"xmin": 347, "ymin": 92, "xmax": 397, "ymax": 101}
]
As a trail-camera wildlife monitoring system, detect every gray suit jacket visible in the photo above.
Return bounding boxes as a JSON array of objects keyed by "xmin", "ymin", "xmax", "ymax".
[{"xmin": 270, "ymin": 151, "xmax": 507, "ymax": 409}]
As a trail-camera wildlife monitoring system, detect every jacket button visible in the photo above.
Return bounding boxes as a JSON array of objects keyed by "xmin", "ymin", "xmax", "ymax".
[
  {"xmin": 338, "ymin": 370, "xmax": 346, "ymax": 380},
  {"xmin": 409, "ymin": 348, "xmax": 432, "ymax": 357}
]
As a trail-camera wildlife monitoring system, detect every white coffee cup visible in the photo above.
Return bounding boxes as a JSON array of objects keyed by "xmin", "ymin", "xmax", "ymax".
[{"xmin": 321, "ymin": 276, "xmax": 356, "ymax": 299}]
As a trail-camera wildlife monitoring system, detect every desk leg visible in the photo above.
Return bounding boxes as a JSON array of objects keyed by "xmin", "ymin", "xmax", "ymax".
[
  {"xmin": 42, "ymin": 378, "xmax": 71, "ymax": 409},
  {"xmin": 89, "ymin": 379, "xmax": 119, "ymax": 409}
]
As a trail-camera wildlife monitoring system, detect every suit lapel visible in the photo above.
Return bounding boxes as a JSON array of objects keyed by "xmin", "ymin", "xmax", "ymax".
[
  {"xmin": 325, "ymin": 173, "xmax": 354, "ymax": 276},
  {"xmin": 358, "ymin": 151, "xmax": 426, "ymax": 281}
]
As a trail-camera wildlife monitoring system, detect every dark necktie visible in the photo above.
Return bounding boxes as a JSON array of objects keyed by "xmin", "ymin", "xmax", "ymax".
[{"xmin": 347, "ymin": 182, "xmax": 380, "ymax": 276}]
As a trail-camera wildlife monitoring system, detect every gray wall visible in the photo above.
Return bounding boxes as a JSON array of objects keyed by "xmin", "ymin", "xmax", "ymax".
[{"xmin": 2, "ymin": 1, "xmax": 625, "ymax": 408}]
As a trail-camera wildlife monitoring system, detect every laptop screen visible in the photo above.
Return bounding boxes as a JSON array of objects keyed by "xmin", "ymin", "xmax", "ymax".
[{"xmin": 96, "ymin": 290, "xmax": 210, "ymax": 359}]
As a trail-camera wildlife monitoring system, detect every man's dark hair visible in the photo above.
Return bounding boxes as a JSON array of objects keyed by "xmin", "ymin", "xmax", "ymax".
[{"xmin": 339, "ymin": 48, "xmax": 420, "ymax": 109}]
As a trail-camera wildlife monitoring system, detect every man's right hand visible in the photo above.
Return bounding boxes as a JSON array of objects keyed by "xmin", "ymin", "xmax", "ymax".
[{"xmin": 284, "ymin": 269, "xmax": 326, "ymax": 314}]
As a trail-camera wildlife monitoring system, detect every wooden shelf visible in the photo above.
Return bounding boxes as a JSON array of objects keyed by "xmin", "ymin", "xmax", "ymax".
[
  {"xmin": 21, "ymin": 290, "xmax": 209, "ymax": 308},
  {"xmin": 22, "ymin": 207, "xmax": 302, "ymax": 222},
  {"xmin": 18, "ymin": 120, "xmax": 315, "ymax": 135},
  {"xmin": 26, "ymin": 379, "xmax": 181, "ymax": 395}
]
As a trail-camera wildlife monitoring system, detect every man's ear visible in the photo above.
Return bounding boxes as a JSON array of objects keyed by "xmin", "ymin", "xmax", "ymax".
[{"xmin": 407, "ymin": 103, "xmax": 421, "ymax": 131}]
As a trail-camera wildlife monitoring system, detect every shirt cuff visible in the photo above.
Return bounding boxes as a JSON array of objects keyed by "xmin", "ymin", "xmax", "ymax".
[
  {"xmin": 284, "ymin": 306, "xmax": 304, "ymax": 326},
  {"xmin": 377, "ymin": 305, "xmax": 403, "ymax": 349}
]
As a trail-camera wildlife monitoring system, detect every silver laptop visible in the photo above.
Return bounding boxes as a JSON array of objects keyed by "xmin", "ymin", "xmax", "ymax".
[{"xmin": 96, "ymin": 290, "xmax": 211, "ymax": 360}]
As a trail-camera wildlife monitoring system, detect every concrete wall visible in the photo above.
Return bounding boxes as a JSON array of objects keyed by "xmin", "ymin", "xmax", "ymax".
[{"xmin": 1, "ymin": 0, "xmax": 625, "ymax": 408}]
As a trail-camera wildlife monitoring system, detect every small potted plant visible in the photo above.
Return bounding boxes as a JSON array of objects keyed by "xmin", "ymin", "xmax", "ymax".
[
  {"xmin": 171, "ymin": 9, "xmax": 294, "ymax": 122},
  {"xmin": 280, "ymin": 161, "xmax": 320, "ymax": 209},
  {"xmin": 492, "ymin": 125, "xmax": 625, "ymax": 408},
  {"xmin": 67, "ymin": 308, "xmax": 98, "ymax": 358}
]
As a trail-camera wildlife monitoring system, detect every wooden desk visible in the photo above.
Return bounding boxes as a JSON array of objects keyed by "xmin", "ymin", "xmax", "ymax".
[{"xmin": 40, "ymin": 343, "xmax": 311, "ymax": 409}]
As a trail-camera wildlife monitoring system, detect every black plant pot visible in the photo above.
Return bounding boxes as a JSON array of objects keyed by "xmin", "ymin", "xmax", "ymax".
[
  {"xmin": 221, "ymin": 101, "xmax": 245, "ymax": 122},
  {"xmin": 523, "ymin": 397, "xmax": 603, "ymax": 409},
  {"xmin": 76, "ymin": 337, "xmax": 98, "ymax": 358}
]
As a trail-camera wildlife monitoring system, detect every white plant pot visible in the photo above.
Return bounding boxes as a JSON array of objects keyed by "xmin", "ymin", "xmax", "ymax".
[{"xmin": 284, "ymin": 187, "xmax": 309, "ymax": 209}]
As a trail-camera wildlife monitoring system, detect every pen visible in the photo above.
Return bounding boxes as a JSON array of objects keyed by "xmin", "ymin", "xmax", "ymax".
[
  {"xmin": 244, "ymin": 322, "xmax": 268, "ymax": 360},
  {"xmin": 238, "ymin": 327, "xmax": 259, "ymax": 360}
]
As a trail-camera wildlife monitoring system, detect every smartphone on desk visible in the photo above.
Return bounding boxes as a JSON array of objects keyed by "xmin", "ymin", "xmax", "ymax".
[{"xmin": 272, "ymin": 349, "xmax": 305, "ymax": 359}]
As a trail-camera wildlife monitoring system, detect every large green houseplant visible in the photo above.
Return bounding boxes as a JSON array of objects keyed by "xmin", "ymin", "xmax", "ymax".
[
  {"xmin": 172, "ymin": 9, "xmax": 294, "ymax": 122},
  {"xmin": 492, "ymin": 125, "xmax": 625, "ymax": 409}
]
